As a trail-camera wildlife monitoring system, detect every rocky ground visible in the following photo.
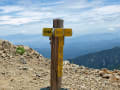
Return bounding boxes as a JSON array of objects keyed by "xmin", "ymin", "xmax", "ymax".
[{"xmin": 0, "ymin": 40, "xmax": 120, "ymax": 90}]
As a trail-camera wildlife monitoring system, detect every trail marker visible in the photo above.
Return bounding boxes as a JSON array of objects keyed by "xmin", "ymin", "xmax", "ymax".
[
  {"xmin": 43, "ymin": 28, "xmax": 53, "ymax": 36},
  {"xmin": 64, "ymin": 28, "xmax": 72, "ymax": 36},
  {"xmin": 43, "ymin": 19, "xmax": 72, "ymax": 90}
]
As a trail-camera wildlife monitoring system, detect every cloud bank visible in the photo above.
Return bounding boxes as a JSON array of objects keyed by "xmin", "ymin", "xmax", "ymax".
[{"xmin": 0, "ymin": 0, "xmax": 120, "ymax": 36}]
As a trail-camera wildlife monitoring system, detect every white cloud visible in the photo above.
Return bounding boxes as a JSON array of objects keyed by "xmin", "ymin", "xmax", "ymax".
[
  {"xmin": 17, "ymin": 11, "xmax": 52, "ymax": 18},
  {"xmin": 66, "ymin": 5, "xmax": 120, "ymax": 25},
  {"xmin": 0, "ymin": 0, "xmax": 120, "ymax": 36},
  {"xmin": 0, "ymin": 16, "xmax": 36, "ymax": 25},
  {"xmin": 93, "ymin": 5, "xmax": 120, "ymax": 15},
  {"xmin": 63, "ymin": 0, "xmax": 103, "ymax": 9},
  {"xmin": 41, "ymin": 1, "xmax": 64, "ymax": 6},
  {"xmin": 108, "ymin": 27, "xmax": 115, "ymax": 31},
  {"xmin": 115, "ymin": 24, "xmax": 120, "ymax": 28},
  {"xmin": 0, "ymin": 16, "xmax": 12, "ymax": 20},
  {"xmin": 0, "ymin": 6, "xmax": 24, "ymax": 13}
]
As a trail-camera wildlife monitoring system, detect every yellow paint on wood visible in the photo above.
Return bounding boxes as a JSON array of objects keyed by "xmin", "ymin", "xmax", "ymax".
[
  {"xmin": 64, "ymin": 28, "xmax": 72, "ymax": 36},
  {"xmin": 59, "ymin": 37, "xmax": 64, "ymax": 46},
  {"xmin": 58, "ymin": 64, "xmax": 63, "ymax": 77},
  {"xmin": 58, "ymin": 56, "xmax": 63, "ymax": 77},
  {"xmin": 57, "ymin": 37, "xmax": 64, "ymax": 77},
  {"xmin": 43, "ymin": 28, "xmax": 53, "ymax": 36},
  {"xmin": 55, "ymin": 28, "xmax": 64, "ymax": 37}
]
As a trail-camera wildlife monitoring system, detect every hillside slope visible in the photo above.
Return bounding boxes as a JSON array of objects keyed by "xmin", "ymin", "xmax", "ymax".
[
  {"xmin": 69, "ymin": 47, "xmax": 120, "ymax": 70},
  {"xmin": 0, "ymin": 40, "xmax": 120, "ymax": 90}
]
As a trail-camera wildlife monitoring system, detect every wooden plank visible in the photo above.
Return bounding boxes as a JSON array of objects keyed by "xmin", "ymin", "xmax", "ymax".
[
  {"xmin": 43, "ymin": 28, "xmax": 53, "ymax": 36},
  {"xmin": 64, "ymin": 28, "xmax": 72, "ymax": 36},
  {"xmin": 58, "ymin": 38, "xmax": 64, "ymax": 77},
  {"xmin": 54, "ymin": 28, "xmax": 64, "ymax": 37},
  {"xmin": 50, "ymin": 19, "xmax": 64, "ymax": 90}
]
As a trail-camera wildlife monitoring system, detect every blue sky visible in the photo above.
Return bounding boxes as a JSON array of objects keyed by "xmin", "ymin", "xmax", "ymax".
[{"xmin": 0, "ymin": 0, "xmax": 120, "ymax": 37}]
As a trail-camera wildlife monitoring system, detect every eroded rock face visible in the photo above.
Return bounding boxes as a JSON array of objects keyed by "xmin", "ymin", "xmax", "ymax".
[{"xmin": 0, "ymin": 39, "xmax": 44, "ymax": 61}]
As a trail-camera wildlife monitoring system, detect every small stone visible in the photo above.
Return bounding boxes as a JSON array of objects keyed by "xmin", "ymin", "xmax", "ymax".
[
  {"xmin": 1, "ymin": 53, "xmax": 6, "ymax": 58},
  {"xmin": 78, "ymin": 66, "xmax": 86, "ymax": 69},
  {"xmin": 36, "ymin": 74, "xmax": 41, "ymax": 77},
  {"xmin": 101, "ymin": 68, "xmax": 113, "ymax": 74},
  {"xmin": 102, "ymin": 74, "xmax": 112, "ymax": 79},
  {"xmin": 111, "ymin": 75, "xmax": 120, "ymax": 81},
  {"xmin": 1, "ymin": 72, "xmax": 5, "ymax": 75},
  {"xmin": 23, "ymin": 46, "xmax": 30, "ymax": 50},
  {"xmin": 19, "ymin": 67, "xmax": 28, "ymax": 70},
  {"xmin": 118, "ymin": 72, "xmax": 120, "ymax": 76},
  {"xmin": 99, "ymin": 71, "xmax": 105, "ymax": 77},
  {"xmin": 10, "ymin": 79, "xmax": 14, "ymax": 82},
  {"xmin": 2, "ymin": 40, "xmax": 12, "ymax": 49},
  {"xmin": 22, "ymin": 67, "xmax": 28, "ymax": 70},
  {"xmin": 19, "ymin": 57, "xmax": 27, "ymax": 64},
  {"xmin": 64, "ymin": 61, "xmax": 70, "ymax": 65}
]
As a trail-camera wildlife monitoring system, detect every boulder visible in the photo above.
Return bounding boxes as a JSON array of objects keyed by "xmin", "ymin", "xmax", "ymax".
[
  {"xmin": 2, "ymin": 40, "xmax": 12, "ymax": 49},
  {"xmin": 102, "ymin": 74, "xmax": 112, "ymax": 79},
  {"xmin": 64, "ymin": 61, "xmax": 70, "ymax": 65},
  {"xmin": 19, "ymin": 57, "xmax": 27, "ymax": 64},
  {"xmin": 0, "ymin": 40, "xmax": 4, "ymax": 45},
  {"xmin": 23, "ymin": 46, "xmax": 30, "ymax": 51},
  {"xmin": 0, "ymin": 40, "xmax": 4, "ymax": 50}
]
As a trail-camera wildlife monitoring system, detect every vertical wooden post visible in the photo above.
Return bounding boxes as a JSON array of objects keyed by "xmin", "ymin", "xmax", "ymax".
[
  {"xmin": 43, "ymin": 19, "xmax": 72, "ymax": 90},
  {"xmin": 50, "ymin": 19, "xmax": 64, "ymax": 90}
]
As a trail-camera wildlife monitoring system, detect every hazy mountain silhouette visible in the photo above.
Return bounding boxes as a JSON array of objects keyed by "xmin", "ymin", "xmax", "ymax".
[{"xmin": 69, "ymin": 47, "xmax": 120, "ymax": 70}]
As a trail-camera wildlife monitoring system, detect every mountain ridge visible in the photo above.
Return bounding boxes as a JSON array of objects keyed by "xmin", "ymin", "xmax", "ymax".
[
  {"xmin": 1, "ymin": 32, "xmax": 120, "ymax": 59},
  {"xmin": 69, "ymin": 46, "xmax": 120, "ymax": 70}
]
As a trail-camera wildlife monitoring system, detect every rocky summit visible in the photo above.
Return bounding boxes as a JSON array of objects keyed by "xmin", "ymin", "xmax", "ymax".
[{"xmin": 0, "ymin": 40, "xmax": 120, "ymax": 90}]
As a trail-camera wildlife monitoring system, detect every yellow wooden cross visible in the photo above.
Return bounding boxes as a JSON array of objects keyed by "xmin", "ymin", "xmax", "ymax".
[
  {"xmin": 43, "ymin": 28, "xmax": 72, "ymax": 37},
  {"xmin": 43, "ymin": 28, "xmax": 72, "ymax": 77},
  {"xmin": 42, "ymin": 19, "xmax": 72, "ymax": 90}
]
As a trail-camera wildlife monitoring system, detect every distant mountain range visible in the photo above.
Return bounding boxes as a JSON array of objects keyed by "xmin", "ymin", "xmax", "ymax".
[
  {"xmin": 1, "ymin": 31, "xmax": 120, "ymax": 59},
  {"xmin": 69, "ymin": 47, "xmax": 120, "ymax": 70}
]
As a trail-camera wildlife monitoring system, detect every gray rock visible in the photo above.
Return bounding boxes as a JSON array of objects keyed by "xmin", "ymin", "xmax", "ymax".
[
  {"xmin": 71, "ymin": 64, "xmax": 79, "ymax": 68},
  {"xmin": 64, "ymin": 61, "xmax": 70, "ymax": 65},
  {"xmin": 102, "ymin": 74, "xmax": 112, "ymax": 79},
  {"xmin": 0, "ymin": 40, "xmax": 4, "ymax": 45},
  {"xmin": 22, "ymin": 67, "xmax": 28, "ymax": 70},
  {"xmin": 2, "ymin": 40, "xmax": 12, "ymax": 49},
  {"xmin": 36, "ymin": 74, "xmax": 41, "ymax": 77},
  {"xmin": 1, "ymin": 53, "xmax": 6, "ymax": 58},
  {"xmin": 19, "ymin": 57, "xmax": 27, "ymax": 64},
  {"xmin": 23, "ymin": 46, "xmax": 30, "ymax": 51},
  {"xmin": 19, "ymin": 67, "xmax": 28, "ymax": 70}
]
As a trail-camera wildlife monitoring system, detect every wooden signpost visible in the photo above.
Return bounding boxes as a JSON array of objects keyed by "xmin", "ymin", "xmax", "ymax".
[{"xmin": 43, "ymin": 19, "xmax": 72, "ymax": 90}]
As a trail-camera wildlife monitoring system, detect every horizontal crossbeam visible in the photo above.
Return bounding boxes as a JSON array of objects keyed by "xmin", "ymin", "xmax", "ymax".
[{"xmin": 43, "ymin": 28, "xmax": 72, "ymax": 37}]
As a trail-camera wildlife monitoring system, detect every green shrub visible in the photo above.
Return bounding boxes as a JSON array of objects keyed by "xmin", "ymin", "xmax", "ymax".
[{"xmin": 16, "ymin": 47, "xmax": 25, "ymax": 55}]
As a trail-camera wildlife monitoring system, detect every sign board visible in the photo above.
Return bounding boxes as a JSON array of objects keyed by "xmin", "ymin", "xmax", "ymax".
[
  {"xmin": 64, "ymin": 28, "xmax": 72, "ymax": 36},
  {"xmin": 55, "ymin": 28, "xmax": 64, "ymax": 37},
  {"xmin": 43, "ymin": 28, "xmax": 53, "ymax": 36}
]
